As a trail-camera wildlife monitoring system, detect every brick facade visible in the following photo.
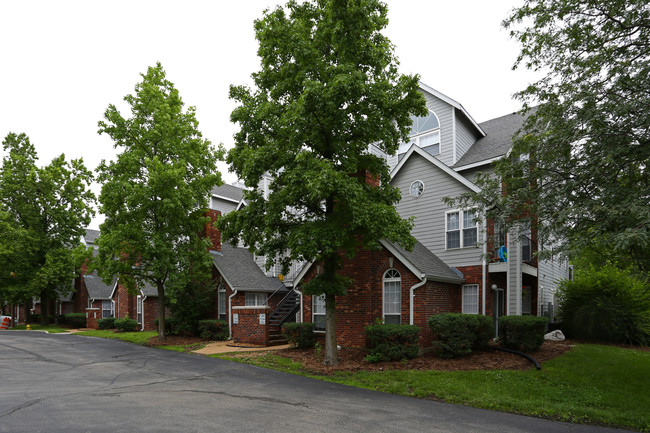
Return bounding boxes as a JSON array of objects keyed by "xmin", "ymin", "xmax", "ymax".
[
  {"xmin": 231, "ymin": 306, "xmax": 270, "ymax": 346},
  {"xmin": 300, "ymin": 246, "xmax": 464, "ymax": 349}
]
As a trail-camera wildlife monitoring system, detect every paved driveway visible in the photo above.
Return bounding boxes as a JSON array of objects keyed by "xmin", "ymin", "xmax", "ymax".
[{"xmin": 0, "ymin": 332, "xmax": 620, "ymax": 433}]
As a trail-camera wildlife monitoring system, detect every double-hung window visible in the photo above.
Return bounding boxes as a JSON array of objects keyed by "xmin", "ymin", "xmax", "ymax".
[
  {"xmin": 313, "ymin": 295, "xmax": 325, "ymax": 331},
  {"xmin": 446, "ymin": 209, "xmax": 478, "ymax": 249},
  {"xmin": 245, "ymin": 292, "xmax": 267, "ymax": 306},
  {"xmin": 398, "ymin": 111, "xmax": 441, "ymax": 155},
  {"xmin": 383, "ymin": 269, "xmax": 401, "ymax": 324},
  {"xmin": 462, "ymin": 284, "xmax": 479, "ymax": 314},
  {"xmin": 136, "ymin": 295, "xmax": 142, "ymax": 324},
  {"xmin": 218, "ymin": 284, "xmax": 226, "ymax": 320},
  {"xmin": 101, "ymin": 300, "xmax": 114, "ymax": 318}
]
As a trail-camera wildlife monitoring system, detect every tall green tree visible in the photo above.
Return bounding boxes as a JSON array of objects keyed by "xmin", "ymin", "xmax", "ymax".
[
  {"xmin": 219, "ymin": 0, "xmax": 425, "ymax": 365},
  {"xmin": 453, "ymin": 0, "xmax": 650, "ymax": 272},
  {"xmin": 0, "ymin": 133, "xmax": 95, "ymax": 324},
  {"xmin": 96, "ymin": 63, "xmax": 222, "ymax": 340}
]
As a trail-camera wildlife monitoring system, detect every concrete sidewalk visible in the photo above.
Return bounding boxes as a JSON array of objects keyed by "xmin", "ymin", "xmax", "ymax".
[{"xmin": 194, "ymin": 340, "xmax": 290, "ymax": 355}]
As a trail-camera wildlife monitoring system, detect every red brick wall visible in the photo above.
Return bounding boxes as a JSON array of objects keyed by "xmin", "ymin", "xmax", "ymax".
[
  {"xmin": 86, "ymin": 304, "xmax": 101, "ymax": 329},
  {"xmin": 142, "ymin": 298, "xmax": 158, "ymax": 331},
  {"xmin": 205, "ymin": 209, "xmax": 222, "ymax": 252},
  {"xmin": 300, "ymin": 246, "xmax": 460, "ymax": 348},
  {"xmin": 232, "ymin": 306, "xmax": 270, "ymax": 345}
]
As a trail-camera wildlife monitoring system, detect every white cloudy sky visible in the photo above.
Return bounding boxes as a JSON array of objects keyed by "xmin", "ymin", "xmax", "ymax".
[{"xmin": 0, "ymin": 0, "xmax": 538, "ymax": 228}]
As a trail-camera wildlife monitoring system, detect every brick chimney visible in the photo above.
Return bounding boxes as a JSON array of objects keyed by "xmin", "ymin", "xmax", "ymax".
[{"xmin": 205, "ymin": 209, "xmax": 222, "ymax": 252}]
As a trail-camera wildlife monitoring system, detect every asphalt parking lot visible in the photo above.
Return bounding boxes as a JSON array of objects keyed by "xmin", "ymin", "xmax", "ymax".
[{"xmin": 0, "ymin": 331, "xmax": 622, "ymax": 433}]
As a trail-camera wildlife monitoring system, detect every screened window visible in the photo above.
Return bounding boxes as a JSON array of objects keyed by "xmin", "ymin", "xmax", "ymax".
[
  {"xmin": 218, "ymin": 284, "xmax": 226, "ymax": 320},
  {"xmin": 462, "ymin": 284, "xmax": 479, "ymax": 314},
  {"xmin": 136, "ymin": 295, "xmax": 142, "ymax": 324},
  {"xmin": 383, "ymin": 269, "xmax": 401, "ymax": 324},
  {"xmin": 313, "ymin": 295, "xmax": 325, "ymax": 331},
  {"xmin": 245, "ymin": 292, "xmax": 268, "ymax": 306},
  {"xmin": 101, "ymin": 300, "xmax": 114, "ymax": 318},
  {"xmin": 446, "ymin": 209, "xmax": 478, "ymax": 249}
]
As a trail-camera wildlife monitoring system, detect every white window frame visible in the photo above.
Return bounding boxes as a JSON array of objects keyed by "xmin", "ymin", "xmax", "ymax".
[
  {"xmin": 101, "ymin": 300, "xmax": 114, "ymax": 318},
  {"xmin": 245, "ymin": 292, "xmax": 268, "ymax": 307},
  {"xmin": 382, "ymin": 269, "xmax": 401, "ymax": 324},
  {"xmin": 446, "ymin": 209, "xmax": 479, "ymax": 249},
  {"xmin": 136, "ymin": 295, "xmax": 142, "ymax": 324},
  {"xmin": 399, "ymin": 110, "xmax": 441, "ymax": 155},
  {"xmin": 313, "ymin": 294, "xmax": 325, "ymax": 332},
  {"xmin": 462, "ymin": 284, "xmax": 479, "ymax": 314},
  {"xmin": 409, "ymin": 180, "xmax": 425, "ymax": 198},
  {"xmin": 218, "ymin": 284, "xmax": 226, "ymax": 320}
]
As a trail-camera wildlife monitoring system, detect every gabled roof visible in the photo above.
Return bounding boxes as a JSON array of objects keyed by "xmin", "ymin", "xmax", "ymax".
[
  {"xmin": 85, "ymin": 229, "xmax": 100, "ymax": 246},
  {"xmin": 83, "ymin": 272, "xmax": 116, "ymax": 300},
  {"xmin": 418, "ymin": 82, "xmax": 485, "ymax": 137},
  {"xmin": 211, "ymin": 184, "xmax": 244, "ymax": 204},
  {"xmin": 212, "ymin": 242, "xmax": 287, "ymax": 293},
  {"xmin": 381, "ymin": 240, "xmax": 465, "ymax": 284},
  {"xmin": 453, "ymin": 110, "xmax": 532, "ymax": 170},
  {"xmin": 390, "ymin": 145, "xmax": 480, "ymax": 193},
  {"xmin": 139, "ymin": 281, "xmax": 159, "ymax": 297}
]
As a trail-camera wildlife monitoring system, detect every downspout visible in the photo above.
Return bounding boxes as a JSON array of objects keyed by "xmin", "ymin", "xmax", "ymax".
[
  {"xmin": 228, "ymin": 289, "xmax": 238, "ymax": 339},
  {"xmin": 409, "ymin": 277, "xmax": 427, "ymax": 325},
  {"xmin": 293, "ymin": 287, "xmax": 303, "ymax": 323},
  {"xmin": 141, "ymin": 294, "xmax": 147, "ymax": 331}
]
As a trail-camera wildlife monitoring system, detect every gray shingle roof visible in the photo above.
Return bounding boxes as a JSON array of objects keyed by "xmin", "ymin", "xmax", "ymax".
[
  {"xmin": 211, "ymin": 184, "xmax": 244, "ymax": 203},
  {"xmin": 453, "ymin": 110, "xmax": 532, "ymax": 169},
  {"xmin": 139, "ymin": 281, "xmax": 159, "ymax": 297},
  {"xmin": 383, "ymin": 240, "xmax": 465, "ymax": 283},
  {"xmin": 213, "ymin": 243, "xmax": 288, "ymax": 293},
  {"xmin": 83, "ymin": 272, "xmax": 115, "ymax": 300}
]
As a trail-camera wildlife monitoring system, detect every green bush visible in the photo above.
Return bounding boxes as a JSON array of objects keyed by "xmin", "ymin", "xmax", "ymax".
[
  {"xmin": 282, "ymin": 322, "xmax": 315, "ymax": 348},
  {"xmin": 558, "ymin": 264, "xmax": 650, "ymax": 346},
  {"xmin": 114, "ymin": 316, "xmax": 138, "ymax": 332},
  {"xmin": 65, "ymin": 313, "xmax": 87, "ymax": 328},
  {"xmin": 166, "ymin": 279, "xmax": 216, "ymax": 336},
  {"xmin": 365, "ymin": 323, "xmax": 420, "ymax": 362},
  {"xmin": 428, "ymin": 313, "xmax": 495, "ymax": 358},
  {"xmin": 498, "ymin": 316, "xmax": 548, "ymax": 352},
  {"xmin": 198, "ymin": 320, "xmax": 228, "ymax": 340},
  {"xmin": 97, "ymin": 317, "xmax": 116, "ymax": 330}
]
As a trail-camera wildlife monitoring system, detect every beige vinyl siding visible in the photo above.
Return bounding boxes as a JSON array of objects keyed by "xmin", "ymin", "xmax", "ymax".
[{"xmin": 392, "ymin": 153, "xmax": 482, "ymax": 267}]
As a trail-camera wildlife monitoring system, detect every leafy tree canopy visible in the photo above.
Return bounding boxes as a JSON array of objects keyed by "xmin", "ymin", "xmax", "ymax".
[
  {"xmin": 219, "ymin": 0, "xmax": 425, "ymax": 364},
  {"xmin": 95, "ymin": 63, "xmax": 223, "ymax": 339},
  {"xmin": 0, "ymin": 133, "xmax": 95, "ymax": 323},
  {"xmin": 452, "ymin": 0, "xmax": 650, "ymax": 272}
]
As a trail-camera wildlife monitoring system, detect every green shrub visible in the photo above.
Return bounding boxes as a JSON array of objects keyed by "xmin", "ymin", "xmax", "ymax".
[
  {"xmin": 114, "ymin": 316, "xmax": 138, "ymax": 332},
  {"xmin": 558, "ymin": 264, "xmax": 650, "ymax": 346},
  {"xmin": 198, "ymin": 320, "xmax": 228, "ymax": 340},
  {"xmin": 55, "ymin": 314, "xmax": 66, "ymax": 324},
  {"xmin": 282, "ymin": 322, "xmax": 315, "ymax": 348},
  {"xmin": 365, "ymin": 323, "xmax": 420, "ymax": 362},
  {"xmin": 98, "ymin": 317, "xmax": 116, "ymax": 330},
  {"xmin": 428, "ymin": 313, "xmax": 495, "ymax": 358},
  {"xmin": 65, "ymin": 313, "xmax": 87, "ymax": 328},
  {"xmin": 498, "ymin": 316, "xmax": 548, "ymax": 352},
  {"xmin": 166, "ymin": 279, "xmax": 216, "ymax": 336}
]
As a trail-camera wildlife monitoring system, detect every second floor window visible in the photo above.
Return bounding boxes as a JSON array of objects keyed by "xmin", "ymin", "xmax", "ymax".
[
  {"xmin": 398, "ymin": 111, "xmax": 441, "ymax": 155},
  {"xmin": 245, "ymin": 292, "xmax": 268, "ymax": 306},
  {"xmin": 446, "ymin": 209, "xmax": 478, "ymax": 249}
]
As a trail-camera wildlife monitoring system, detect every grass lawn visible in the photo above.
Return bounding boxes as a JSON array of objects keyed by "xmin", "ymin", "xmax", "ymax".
[
  {"xmin": 215, "ymin": 344, "xmax": 650, "ymax": 432},
  {"xmin": 76, "ymin": 329, "xmax": 158, "ymax": 345},
  {"xmin": 10, "ymin": 324, "xmax": 71, "ymax": 333}
]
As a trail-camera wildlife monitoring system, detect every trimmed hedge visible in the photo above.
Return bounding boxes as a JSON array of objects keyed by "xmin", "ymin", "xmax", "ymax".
[
  {"xmin": 428, "ymin": 313, "xmax": 495, "ymax": 358},
  {"xmin": 365, "ymin": 323, "xmax": 420, "ymax": 362},
  {"xmin": 498, "ymin": 316, "xmax": 548, "ymax": 352},
  {"xmin": 115, "ymin": 316, "xmax": 138, "ymax": 332},
  {"xmin": 282, "ymin": 322, "xmax": 315, "ymax": 348},
  {"xmin": 98, "ymin": 317, "xmax": 116, "ymax": 330},
  {"xmin": 198, "ymin": 320, "xmax": 228, "ymax": 340},
  {"xmin": 65, "ymin": 313, "xmax": 87, "ymax": 329}
]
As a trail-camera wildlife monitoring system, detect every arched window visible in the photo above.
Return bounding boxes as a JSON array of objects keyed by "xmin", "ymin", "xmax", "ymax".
[
  {"xmin": 383, "ymin": 269, "xmax": 401, "ymax": 324},
  {"xmin": 398, "ymin": 111, "xmax": 441, "ymax": 155},
  {"xmin": 218, "ymin": 284, "xmax": 226, "ymax": 320}
]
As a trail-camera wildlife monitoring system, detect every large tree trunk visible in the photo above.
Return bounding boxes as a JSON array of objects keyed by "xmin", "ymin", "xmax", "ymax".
[
  {"xmin": 157, "ymin": 283, "xmax": 166, "ymax": 341},
  {"xmin": 323, "ymin": 292, "xmax": 340, "ymax": 366},
  {"xmin": 40, "ymin": 292, "xmax": 50, "ymax": 326}
]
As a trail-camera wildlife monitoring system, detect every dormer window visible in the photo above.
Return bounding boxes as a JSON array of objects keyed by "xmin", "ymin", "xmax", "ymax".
[{"xmin": 398, "ymin": 111, "xmax": 441, "ymax": 156}]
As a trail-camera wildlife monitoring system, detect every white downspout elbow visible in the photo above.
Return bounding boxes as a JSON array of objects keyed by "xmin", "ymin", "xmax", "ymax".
[{"xmin": 410, "ymin": 277, "xmax": 427, "ymax": 325}]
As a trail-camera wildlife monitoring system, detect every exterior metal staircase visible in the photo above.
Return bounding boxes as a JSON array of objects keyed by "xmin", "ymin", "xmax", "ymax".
[{"xmin": 267, "ymin": 290, "xmax": 300, "ymax": 346}]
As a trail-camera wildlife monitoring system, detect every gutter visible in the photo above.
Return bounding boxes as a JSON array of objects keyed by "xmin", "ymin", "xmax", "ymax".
[
  {"xmin": 228, "ymin": 289, "xmax": 238, "ymax": 339},
  {"xmin": 409, "ymin": 277, "xmax": 427, "ymax": 325},
  {"xmin": 141, "ymin": 293, "xmax": 147, "ymax": 332},
  {"xmin": 482, "ymin": 215, "xmax": 487, "ymax": 315},
  {"xmin": 293, "ymin": 287, "xmax": 303, "ymax": 323}
]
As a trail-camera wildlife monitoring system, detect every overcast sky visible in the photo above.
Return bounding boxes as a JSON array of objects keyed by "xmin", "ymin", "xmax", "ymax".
[{"xmin": 0, "ymin": 0, "xmax": 538, "ymax": 229}]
